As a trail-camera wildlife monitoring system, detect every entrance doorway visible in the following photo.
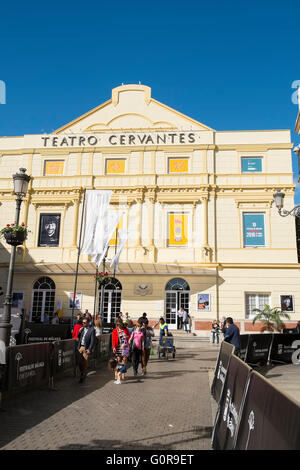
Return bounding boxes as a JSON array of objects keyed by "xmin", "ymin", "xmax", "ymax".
[
  {"xmin": 98, "ymin": 277, "xmax": 122, "ymax": 325},
  {"xmin": 31, "ymin": 277, "xmax": 56, "ymax": 323},
  {"xmin": 165, "ymin": 278, "xmax": 190, "ymax": 330}
]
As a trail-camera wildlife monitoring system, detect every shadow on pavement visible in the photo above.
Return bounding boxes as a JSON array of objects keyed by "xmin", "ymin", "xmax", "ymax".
[{"xmin": 58, "ymin": 426, "xmax": 213, "ymax": 450}]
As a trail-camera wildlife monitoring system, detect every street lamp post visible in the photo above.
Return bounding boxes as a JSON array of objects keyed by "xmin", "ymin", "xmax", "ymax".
[
  {"xmin": 0, "ymin": 168, "xmax": 31, "ymax": 348},
  {"xmin": 273, "ymin": 189, "xmax": 300, "ymax": 218}
]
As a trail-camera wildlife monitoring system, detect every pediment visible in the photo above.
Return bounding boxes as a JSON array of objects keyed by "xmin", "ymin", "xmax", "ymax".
[{"xmin": 54, "ymin": 84, "xmax": 214, "ymax": 134}]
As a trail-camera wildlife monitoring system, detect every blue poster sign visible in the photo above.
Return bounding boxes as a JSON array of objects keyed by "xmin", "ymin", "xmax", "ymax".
[
  {"xmin": 243, "ymin": 213, "xmax": 265, "ymax": 246},
  {"xmin": 241, "ymin": 157, "xmax": 262, "ymax": 173}
]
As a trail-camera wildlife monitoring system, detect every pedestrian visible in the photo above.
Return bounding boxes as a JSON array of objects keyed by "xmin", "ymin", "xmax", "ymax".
[
  {"xmin": 109, "ymin": 357, "xmax": 126, "ymax": 385},
  {"xmin": 141, "ymin": 318, "xmax": 154, "ymax": 376},
  {"xmin": 43, "ymin": 313, "xmax": 49, "ymax": 324},
  {"xmin": 221, "ymin": 316, "xmax": 227, "ymax": 336},
  {"xmin": 112, "ymin": 319, "xmax": 131, "ymax": 365},
  {"xmin": 177, "ymin": 307, "xmax": 184, "ymax": 329},
  {"xmin": 73, "ymin": 313, "xmax": 81, "ymax": 327},
  {"xmin": 154, "ymin": 317, "xmax": 169, "ymax": 357},
  {"xmin": 182, "ymin": 309, "xmax": 190, "ymax": 333},
  {"xmin": 51, "ymin": 312, "xmax": 60, "ymax": 325},
  {"xmin": 94, "ymin": 317, "xmax": 102, "ymax": 339},
  {"xmin": 129, "ymin": 320, "xmax": 144, "ymax": 376},
  {"xmin": 224, "ymin": 317, "xmax": 241, "ymax": 356},
  {"xmin": 211, "ymin": 320, "xmax": 220, "ymax": 344},
  {"xmin": 72, "ymin": 316, "xmax": 83, "ymax": 340},
  {"xmin": 296, "ymin": 321, "xmax": 300, "ymax": 334},
  {"xmin": 77, "ymin": 316, "xmax": 96, "ymax": 383}
]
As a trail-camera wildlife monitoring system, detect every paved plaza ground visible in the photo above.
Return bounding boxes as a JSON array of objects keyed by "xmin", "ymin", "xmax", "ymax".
[{"xmin": 0, "ymin": 342, "xmax": 219, "ymax": 451}]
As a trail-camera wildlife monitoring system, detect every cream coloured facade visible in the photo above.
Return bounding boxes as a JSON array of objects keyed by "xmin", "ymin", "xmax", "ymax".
[{"xmin": 0, "ymin": 84, "xmax": 299, "ymax": 334}]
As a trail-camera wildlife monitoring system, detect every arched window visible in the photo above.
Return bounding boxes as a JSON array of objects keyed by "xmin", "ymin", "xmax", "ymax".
[
  {"xmin": 33, "ymin": 277, "xmax": 56, "ymax": 290},
  {"xmin": 98, "ymin": 277, "xmax": 122, "ymax": 324},
  {"xmin": 31, "ymin": 277, "xmax": 56, "ymax": 323},
  {"xmin": 165, "ymin": 278, "xmax": 190, "ymax": 330},
  {"xmin": 165, "ymin": 278, "xmax": 190, "ymax": 291}
]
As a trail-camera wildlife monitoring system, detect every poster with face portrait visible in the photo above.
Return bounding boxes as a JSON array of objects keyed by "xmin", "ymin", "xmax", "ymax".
[
  {"xmin": 280, "ymin": 295, "xmax": 294, "ymax": 312},
  {"xmin": 197, "ymin": 293, "xmax": 210, "ymax": 311},
  {"xmin": 38, "ymin": 214, "xmax": 61, "ymax": 247}
]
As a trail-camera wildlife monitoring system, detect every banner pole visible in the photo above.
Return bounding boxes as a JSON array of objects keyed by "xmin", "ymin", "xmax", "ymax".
[
  {"xmin": 93, "ymin": 264, "xmax": 98, "ymax": 322},
  {"xmin": 71, "ymin": 189, "xmax": 86, "ymax": 327},
  {"xmin": 99, "ymin": 247, "xmax": 109, "ymax": 325}
]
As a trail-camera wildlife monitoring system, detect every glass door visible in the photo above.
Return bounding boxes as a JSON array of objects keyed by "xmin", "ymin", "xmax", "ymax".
[
  {"xmin": 165, "ymin": 290, "xmax": 190, "ymax": 330},
  {"xmin": 165, "ymin": 291, "xmax": 178, "ymax": 330}
]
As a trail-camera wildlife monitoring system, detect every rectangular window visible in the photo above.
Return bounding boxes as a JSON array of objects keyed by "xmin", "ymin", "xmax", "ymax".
[
  {"xmin": 44, "ymin": 160, "xmax": 64, "ymax": 176},
  {"xmin": 245, "ymin": 293, "xmax": 270, "ymax": 319},
  {"xmin": 168, "ymin": 158, "xmax": 189, "ymax": 173},
  {"xmin": 105, "ymin": 159, "xmax": 126, "ymax": 174},
  {"xmin": 167, "ymin": 213, "xmax": 188, "ymax": 247},
  {"xmin": 241, "ymin": 157, "xmax": 262, "ymax": 173},
  {"xmin": 243, "ymin": 213, "xmax": 265, "ymax": 247},
  {"xmin": 38, "ymin": 213, "xmax": 61, "ymax": 247}
]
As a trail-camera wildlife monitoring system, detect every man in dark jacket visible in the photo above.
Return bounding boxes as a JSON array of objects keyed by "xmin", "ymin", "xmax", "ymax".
[
  {"xmin": 224, "ymin": 317, "xmax": 240, "ymax": 356},
  {"xmin": 77, "ymin": 316, "xmax": 96, "ymax": 383}
]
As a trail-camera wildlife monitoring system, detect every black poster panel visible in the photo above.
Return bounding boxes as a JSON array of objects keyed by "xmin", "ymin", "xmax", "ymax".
[
  {"xmin": 212, "ymin": 355, "xmax": 252, "ymax": 450},
  {"xmin": 211, "ymin": 341, "xmax": 235, "ymax": 404},
  {"xmin": 270, "ymin": 333, "xmax": 300, "ymax": 364},
  {"xmin": 244, "ymin": 334, "xmax": 274, "ymax": 365},
  {"xmin": 24, "ymin": 322, "xmax": 71, "ymax": 344},
  {"xmin": 238, "ymin": 334, "xmax": 249, "ymax": 362},
  {"xmin": 52, "ymin": 339, "xmax": 76, "ymax": 376},
  {"xmin": 235, "ymin": 371, "xmax": 300, "ymax": 450},
  {"xmin": 7, "ymin": 343, "xmax": 50, "ymax": 393},
  {"xmin": 38, "ymin": 213, "xmax": 61, "ymax": 247}
]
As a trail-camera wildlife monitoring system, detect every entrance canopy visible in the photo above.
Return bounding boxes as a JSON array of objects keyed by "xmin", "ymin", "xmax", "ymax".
[{"xmin": 14, "ymin": 261, "xmax": 217, "ymax": 276}]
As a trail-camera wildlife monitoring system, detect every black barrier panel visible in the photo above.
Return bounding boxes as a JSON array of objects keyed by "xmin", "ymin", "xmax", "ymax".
[
  {"xmin": 235, "ymin": 370, "xmax": 300, "ymax": 450},
  {"xmin": 23, "ymin": 322, "xmax": 71, "ymax": 344},
  {"xmin": 99, "ymin": 334, "xmax": 111, "ymax": 358},
  {"xmin": 6, "ymin": 343, "xmax": 50, "ymax": 394},
  {"xmin": 212, "ymin": 355, "xmax": 252, "ymax": 450},
  {"xmin": 239, "ymin": 335, "xmax": 249, "ymax": 362},
  {"xmin": 270, "ymin": 333, "xmax": 300, "ymax": 364},
  {"xmin": 244, "ymin": 333, "xmax": 274, "ymax": 365},
  {"xmin": 211, "ymin": 341, "xmax": 235, "ymax": 404},
  {"xmin": 52, "ymin": 339, "xmax": 76, "ymax": 376}
]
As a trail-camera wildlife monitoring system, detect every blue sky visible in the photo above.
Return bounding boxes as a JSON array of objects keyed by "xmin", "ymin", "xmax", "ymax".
[{"xmin": 0, "ymin": 0, "xmax": 300, "ymax": 200}]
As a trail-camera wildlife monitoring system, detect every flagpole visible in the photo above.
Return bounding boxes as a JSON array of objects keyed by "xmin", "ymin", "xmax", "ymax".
[
  {"xmin": 112, "ymin": 230, "xmax": 118, "ymax": 323},
  {"xmin": 71, "ymin": 189, "xmax": 86, "ymax": 327},
  {"xmin": 93, "ymin": 264, "xmax": 98, "ymax": 322},
  {"xmin": 99, "ymin": 247, "xmax": 109, "ymax": 325}
]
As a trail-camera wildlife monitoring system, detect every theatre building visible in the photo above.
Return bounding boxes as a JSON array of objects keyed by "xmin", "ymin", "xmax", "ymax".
[{"xmin": 0, "ymin": 84, "xmax": 299, "ymax": 335}]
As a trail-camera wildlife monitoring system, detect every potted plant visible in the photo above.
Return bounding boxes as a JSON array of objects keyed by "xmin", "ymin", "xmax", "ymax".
[
  {"xmin": 252, "ymin": 303, "xmax": 290, "ymax": 333},
  {"xmin": 0, "ymin": 222, "xmax": 29, "ymax": 246},
  {"xmin": 95, "ymin": 271, "xmax": 110, "ymax": 284}
]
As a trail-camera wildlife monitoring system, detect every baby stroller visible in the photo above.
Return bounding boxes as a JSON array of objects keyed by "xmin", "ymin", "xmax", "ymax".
[{"xmin": 158, "ymin": 332, "xmax": 176, "ymax": 359}]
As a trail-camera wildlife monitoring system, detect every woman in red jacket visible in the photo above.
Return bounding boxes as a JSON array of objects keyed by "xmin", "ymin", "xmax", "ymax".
[
  {"xmin": 112, "ymin": 318, "xmax": 131, "ymax": 363},
  {"xmin": 72, "ymin": 317, "xmax": 83, "ymax": 339}
]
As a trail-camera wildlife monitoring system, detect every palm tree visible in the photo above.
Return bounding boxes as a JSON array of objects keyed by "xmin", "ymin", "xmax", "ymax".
[{"xmin": 251, "ymin": 304, "xmax": 290, "ymax": 333}]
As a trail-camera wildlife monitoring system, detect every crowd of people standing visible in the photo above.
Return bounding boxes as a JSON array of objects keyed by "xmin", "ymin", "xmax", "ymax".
[{"xmin": 71, "ymin": 308, "xmax": 241, "ymax": 385}]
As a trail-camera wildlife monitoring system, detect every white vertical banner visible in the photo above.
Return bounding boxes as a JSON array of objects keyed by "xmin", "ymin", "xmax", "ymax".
[
  {"xmin": 91, "ymin": 210, "xmax": 123, "ymax": 267},
  {"xmin": 81, "ymin": 190, "xmax": 112, "ymax": 255},
  {"xmin": 110, "ymin": 229, "xmax": 129, "ymax": 272}
]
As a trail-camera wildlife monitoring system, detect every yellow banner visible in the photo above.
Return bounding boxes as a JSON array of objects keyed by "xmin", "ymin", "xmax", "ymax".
[
  {"xmin": 106, "ymin": 159, "xmax": 126, "ymax": 174},
  {"xmin": 44, "ymin": 160, "xmax": 64, "ymax": 175},
  {"xmin": 168, "ymin": 213, "xmax": 188, "ymax": 246},
  {"xmin": 109, "ymin": 217, "xmax": 123, "ymax": 246},
  {"xmin": 168, "ymin": 158, "xmax": 188, "ymax": 173}
]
